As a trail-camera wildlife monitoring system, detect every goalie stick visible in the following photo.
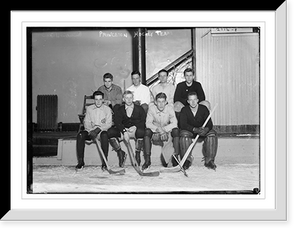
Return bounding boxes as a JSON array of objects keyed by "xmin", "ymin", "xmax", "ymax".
[
  {"xmin": 160, "ymin": 104, "xmax": 218, "ymax": 173},
  {"xmin": 123, "ymin": 139, "xmax": 160, "ymax": 177},
  {"xmin": 94, "ymin": 139, "xmax": 126, "ymax": 175}
]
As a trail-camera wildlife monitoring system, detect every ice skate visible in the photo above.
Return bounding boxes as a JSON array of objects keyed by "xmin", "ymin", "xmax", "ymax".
[
  {"xmin": 75, "ymin": 163, "xmax": 84, "ymax": 171},
  {"xmin": 118, "ymin": 150, "xmax": 127, "ymax": 168},
  {"xmin": 204, "ymin": 160, "xmax": 217, "ymax": 170},
  {"xmin": 142, "ymin": 162, "xmax": 151, "ymax": 171}
]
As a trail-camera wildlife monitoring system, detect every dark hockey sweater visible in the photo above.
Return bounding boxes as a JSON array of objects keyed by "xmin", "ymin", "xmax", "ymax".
[
  {"xmin": 114, "ymin": 104, "xmax": 146, "ymax": 132},
  {"xmin": 174, "ymin": 81, "xmax": 206, "ymax": 106},
  {"xmin": 180, "ymin": 104, "xmax": 213, "ymax": 133}
]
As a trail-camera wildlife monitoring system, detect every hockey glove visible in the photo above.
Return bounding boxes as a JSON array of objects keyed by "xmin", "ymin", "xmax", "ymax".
[
  {"xmin": 193, "ymin": 127, "xmax": 209, "ymax": 136},
  {"xmin": 89, "ymin": 127, "xmax": 101, "ymax": 139}
]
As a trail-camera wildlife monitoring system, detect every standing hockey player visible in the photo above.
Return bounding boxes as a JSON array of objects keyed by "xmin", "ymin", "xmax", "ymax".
[
  {"xmin": 144, "ymin": 92, "xmax": 180, "ymax": 170},
  {"xmin": 179, "ymin": 92, "xmax": 218, "ymax": 170}
]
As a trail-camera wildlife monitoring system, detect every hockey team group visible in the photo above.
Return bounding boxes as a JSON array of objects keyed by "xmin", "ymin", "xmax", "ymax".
[{"xmin": 76, "ymin": 68, "xmax": 218, "ymax": 177}]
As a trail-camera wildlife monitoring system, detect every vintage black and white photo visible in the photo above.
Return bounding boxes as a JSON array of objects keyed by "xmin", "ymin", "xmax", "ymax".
[{"xmin": 28, "ymin": 27, "xmax": 260, "ymax": 194}]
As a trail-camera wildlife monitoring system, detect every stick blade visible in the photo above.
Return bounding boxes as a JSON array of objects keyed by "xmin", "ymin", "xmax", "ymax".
[
  {"xmin": 159, "ymin": 165, "xmax": 181, "ymax": 173},
  {"xmin": 107, "ymin": 168, "xmax": 126, "ymax": 175},
  {"xmin": 139, "ymin": 170, "xmax": 160, "ymax": 177}
]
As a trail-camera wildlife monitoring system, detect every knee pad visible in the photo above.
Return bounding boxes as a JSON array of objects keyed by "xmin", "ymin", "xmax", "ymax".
[
  {"xmin": 206, "ymin": 129, "xmax": 217, "ymax": 137},
  {"xmin": 180, "ymin": 130, "xmax": 194, "ymax": 138},
  {"xmin": 144, "ymin": 128, "xmax": 153, "ymax": 138},
  {"xmin": 135, "ymin": 128, "xmax": 145, "ymax": 139},
  {"xmin": 171, "ymin": 128, "xmax": 180, "ymax": 138},
  {"xmin": 77, "ymin": 130, "xmax": 89, "ymax": 141}
]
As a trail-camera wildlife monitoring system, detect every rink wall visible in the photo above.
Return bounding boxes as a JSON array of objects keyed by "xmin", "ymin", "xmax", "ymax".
[{"xmin": 33, "ymin": 137, "xmax": 259, "ymax": 167}]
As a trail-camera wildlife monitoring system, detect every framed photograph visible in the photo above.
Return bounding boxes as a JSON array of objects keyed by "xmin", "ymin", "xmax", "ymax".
[{"xmin": 4, "ymin": 2, "xmax": 286, "ymax": 221}]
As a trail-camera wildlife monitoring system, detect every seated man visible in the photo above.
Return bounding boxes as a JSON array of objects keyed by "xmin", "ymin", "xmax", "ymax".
[
  {"xmin": 76, "ymin": 91, "xmax": 112, "ymax": 170},
  {"xmin": 179, "ymin": 92, "xmax": 218, "ymax": 170},
  {"xmin": 107, "ymin": 90, "xmax": 146, "ymax": 168},
  {"xmin": 144, "ymin": 92, "xmax": 180, "ymax": 170}
]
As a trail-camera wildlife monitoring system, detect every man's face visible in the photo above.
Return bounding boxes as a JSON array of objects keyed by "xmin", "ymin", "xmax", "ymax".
[
  {"xmin": 184, "ymin": 71, "xmax": 194, "ymax": 84},
  {"xmin": 123, "ymin": 93, "xmax": 134, "ymax": 106},
  {"xmin": 187, "ymin": 94, "xmax": 198, "ymax": 108},
  {"xmin": 94, "ymin": 95, "xmax": 104, "ymax": 108},
  {"xmin": 131, "ymin": 74, "xmax": 141, "ymax": 86},
  {"xmin": 104, "ymin": 78, "xmax": 113, "ymax": 89},
  {"xmin": 158, "ymin": 71, "xmax": 168, "ymax": 83},
  {"xmin": 156, "ymin": 98, "xmax": 167, "ymax": 112}
]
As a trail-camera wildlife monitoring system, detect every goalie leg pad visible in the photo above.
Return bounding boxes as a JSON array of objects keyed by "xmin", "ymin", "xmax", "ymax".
[
  {"xmin": 135, "ymin": 138, "xmax": 144, "ymax": 166},
  {"xmin": 171, "ymin": 128, "xmax": 180, "ymax": 156},
  {"xmin": 144, "ymin": 128, "xmax": 153, "ymax": 157},
  {"xmin": 202, "ymin": 130, "xmax": 218, "ymax": 169},
  {"xmin": 142, "ymin": 130, "xmax": 152, "ymax": 171},
  {"xmin": 179, "ymin": 130, "xmax": 194, "ymax": 169}
]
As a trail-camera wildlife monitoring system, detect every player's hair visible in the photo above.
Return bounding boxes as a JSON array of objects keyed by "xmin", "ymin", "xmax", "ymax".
[
  {"xmin": 155, "ymin": 92, "xmax": 167, "ymax": 101},
  {"xmin": 158, "ymin": 69, "xmax": 168, "ymax": 76},
  {"xmin": 92, "ymin": 90, "xmax": 104, "ymax": 99},
  {"xmin": 187, "ymin": 91, "xmax": 198, "ymax": 99},
  {"xmin": 103, "ymin": 73, "xmax": 113, "ymax": 80},
  {"xmin": 123, "ymin": 90, "xmax": 133, "ymax": 97},
  {"xmin": 131, "ymin": 70, "xmax": 141, "ymax": 76},
  {"xmin": 183, "ymin": 68, "xmax": 194, "ymax": 75}
]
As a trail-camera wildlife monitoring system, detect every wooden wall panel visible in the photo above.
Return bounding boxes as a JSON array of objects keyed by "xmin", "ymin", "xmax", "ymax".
[{"xmin": 195, "ymin": 28, "xmax": 260, "ymax": 126}]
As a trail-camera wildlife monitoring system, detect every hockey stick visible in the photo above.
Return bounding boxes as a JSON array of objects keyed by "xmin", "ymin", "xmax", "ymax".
[
  {"xmin": 160, "ymin": 104, "xmax": 218, "ymax": 173},
  {"xmin": 172, "ymin": 154, "xmax": 188, "ymax": 177},
  {"xmin": 94, "ymin": 139, "xmax": 126, "ymax": 175},
  {"xmin": 123, "ymin": 139, "xmax": 160, "ymax": 177}
]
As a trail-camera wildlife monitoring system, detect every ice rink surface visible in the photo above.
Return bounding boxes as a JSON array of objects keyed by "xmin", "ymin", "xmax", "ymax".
[
  {"xmin": 32, "ymin": 137, "xmax": 259, "ymax": 193},
  {"xmin": 33, "ymin": 162, "xmax": 259, "ymax": 193}
]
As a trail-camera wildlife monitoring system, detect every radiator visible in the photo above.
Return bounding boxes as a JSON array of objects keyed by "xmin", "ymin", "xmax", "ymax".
[{"xmin": 36, "ymin": 95, "xmax": 58, "ymax": 131}]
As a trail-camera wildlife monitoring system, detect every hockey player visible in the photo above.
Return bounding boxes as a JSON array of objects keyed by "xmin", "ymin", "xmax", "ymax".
[
  {"xmin": 107, "ymin": 90, "xmax": 146, "ymax": 167},
  {"xmin": 173, "ymin": 68, "xmax": 206, "ymax": 126},
  {"xmin": 150, "ymin": 69, "xmax": 175, "ymax": 106},
  {"xmin": 144, "ymin": 92, "xmax": 180, "ymax": 170},
  {"xmin": 179, "ymin": 91, "xmax": 218, "ymax": 170},
  {"xmin": 127, "ymin": 70, "xmax": 151, "ymax": 114},
  {"xmin": 76, "ymin": 90, "xmax": 112, "ymax": 170}
]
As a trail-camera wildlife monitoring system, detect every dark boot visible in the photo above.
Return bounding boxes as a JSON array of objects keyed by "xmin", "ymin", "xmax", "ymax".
[
  {"xmin": 202, "ymin": 131, "xmax": 218, "ymax": 170},
  {"xmin": 109, "ymin": 138, "xmax": 127, "ymax": 168},
  {"xmin": 76, "ymin": 130, "xmax": 89, "ymax": 169},
  {"xmin": 99, "ymin": 131, "xmax": 109, "ymax": 170},
  {"xmin": 135, "ymin": 139, "xmax": 143, "ymax": 166},
  {"xmin": 142, "ymin": 154, "xmax": 151, "ymax": 171}
]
